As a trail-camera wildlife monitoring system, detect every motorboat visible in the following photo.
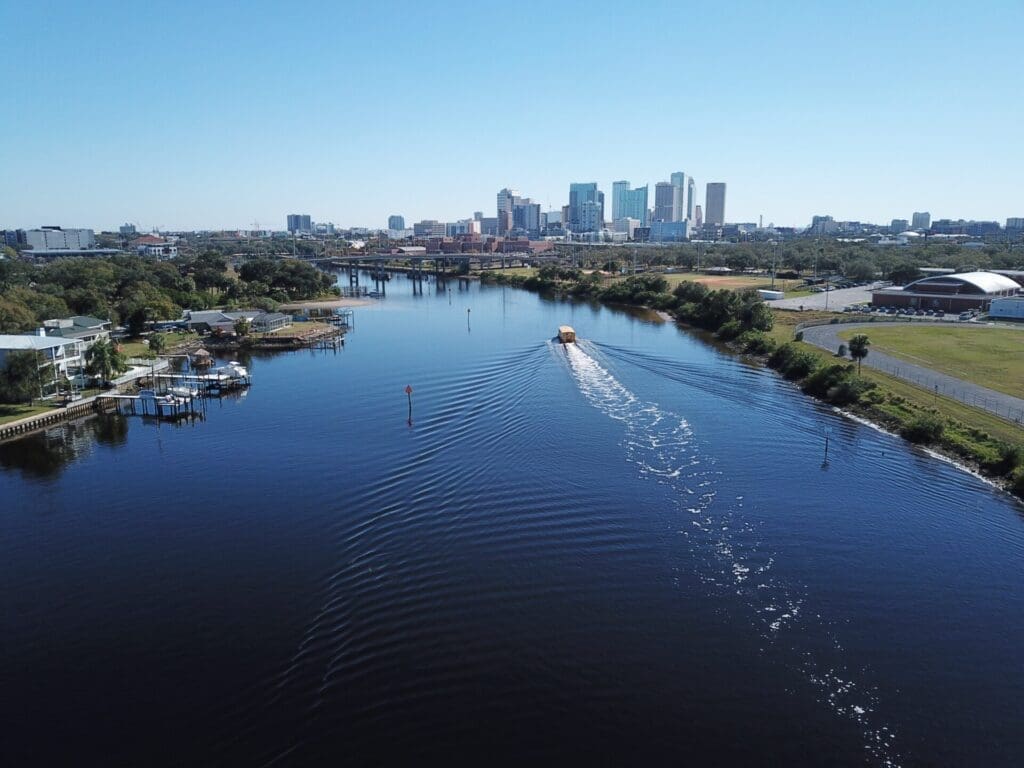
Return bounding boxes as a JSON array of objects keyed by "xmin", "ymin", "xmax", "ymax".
[{"xmin": 557, "ymin": 325, "xmax": 576, "ymax": 344}]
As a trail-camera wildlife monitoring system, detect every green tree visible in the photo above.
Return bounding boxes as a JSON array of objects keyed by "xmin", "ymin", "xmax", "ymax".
[
  {"xmin": 848, "ymin": 334, "xmax": 870, "ymax": 374},
  {"xmin": 845, "ymin": 259, "xmax": 876, "ymax": 282},
  {"xmin": 0, "ymin": 297, "xmax": 37, "ymax": 333},
  {"xmin": 233, "ymin": 318, "xmax": 251, "ymax": 337},
  {"xmin": 148, "ymin": 334, "xmax": 167, "ymax": 356},
  {"xmin": 85, "ymin": 339, "xmax": 126, "ymax": 384},
  {"xmin": 0, "ymin": 350, "xmax": 42, "ymax": 404}
]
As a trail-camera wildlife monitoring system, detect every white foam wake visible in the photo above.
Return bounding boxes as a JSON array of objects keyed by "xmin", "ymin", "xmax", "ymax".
[{"xmin": 560, "ymin": 341, "xmax": 900, "ymax": 767}]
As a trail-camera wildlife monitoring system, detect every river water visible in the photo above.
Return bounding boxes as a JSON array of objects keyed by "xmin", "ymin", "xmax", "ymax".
[{"xmin": 2, "ymin": 274, "xmax": 1022, "ymax": 766}]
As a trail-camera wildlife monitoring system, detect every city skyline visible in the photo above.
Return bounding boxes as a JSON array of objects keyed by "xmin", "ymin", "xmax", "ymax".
[{"xmin": 2, "ymin": 1, "xmax": 1023, "ymax": 231}]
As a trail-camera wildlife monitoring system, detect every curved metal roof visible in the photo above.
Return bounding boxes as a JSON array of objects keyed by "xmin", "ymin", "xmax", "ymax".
[{"xmin": 905, "ymin": 271, "xmax": 1020, "ymax": 294}]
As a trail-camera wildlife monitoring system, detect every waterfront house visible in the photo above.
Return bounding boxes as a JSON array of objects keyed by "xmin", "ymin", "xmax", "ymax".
[
  {"xmin": 43, "ymin": 315, "xmax": 112, "ymax": 349},
  {"xmin": 251, "ymin": 312, "xmax": 292, "ymax": 333},
  {"xmin": 181, "ymin": 309, "xmax": 263, "ymax": 334},
  {"xmin": 0, "ymin": 332, "xmax": 85, "ymax": 398}
]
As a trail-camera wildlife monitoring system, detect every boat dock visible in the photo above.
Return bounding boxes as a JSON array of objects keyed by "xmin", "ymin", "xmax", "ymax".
[{"xmin": 100, "ymin": 390, "xmax": 202, "ymax": 421}]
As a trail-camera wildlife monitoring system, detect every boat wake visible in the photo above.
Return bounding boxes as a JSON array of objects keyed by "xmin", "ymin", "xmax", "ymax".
[{"xmin": 560, "ymin": 340, "xmax": 900, "ymax": 767}]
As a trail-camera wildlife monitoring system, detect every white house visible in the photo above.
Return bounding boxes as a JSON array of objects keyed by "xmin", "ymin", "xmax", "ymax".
[{"xmin": 0, "ymin": 332, "xmax": 86, "ymax": 397}]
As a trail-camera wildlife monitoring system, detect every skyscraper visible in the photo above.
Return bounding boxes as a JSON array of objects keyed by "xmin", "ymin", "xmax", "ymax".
[
  {"xmin": 388, "ymin": 215, "xmax": 405, "ymax": 230},
  {"xmin": 686, "ymin": 177, "xmax": 696, "ymax": 221},
  {"xmin": 705, "ymin": 183, "xmax": 726, "ymax": 226},
  {"xmin": 568, "ymin": 182, "xmax": 602, "ymax": 232},
  {"xmin": 670, "ymin": 172, "xmax": 687, "ymax": 222},
  {"xmin": 287, "ymin": 214, "xmax": 312, "ymax": 234},
  {"xmin": 612, "ymin": 181, "xmax": 630, "ymax": 222},
  {"xmin": 497, "ymin": 188, "xmax": 520, "ymax": 235},
  {"xmin": 653, "ymin": 182, "xmax": 677, "ymax": 222},
  {"xmin": 612, "ymin": 181, "xmax": 648, "ymax": 225},
  {"xmin": 912, "ymin": 211, "xmax": 931, "ymax": 230},
  {"xmin": 512, "ymin": 199, "xmax": 541, "ymax": 237}
]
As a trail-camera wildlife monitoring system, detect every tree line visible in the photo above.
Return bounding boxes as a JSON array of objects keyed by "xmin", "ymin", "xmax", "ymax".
[{"xmin": 0, "ymin": 253, "xmax": 338, "ymax": 335}]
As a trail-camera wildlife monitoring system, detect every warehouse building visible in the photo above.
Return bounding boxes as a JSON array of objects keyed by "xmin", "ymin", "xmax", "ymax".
[{"xmin": 871, "ymin": 271, "xmax": 1020, "ymax": 312}]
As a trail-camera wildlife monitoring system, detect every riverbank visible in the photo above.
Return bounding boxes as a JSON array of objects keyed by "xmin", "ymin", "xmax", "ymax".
[{"xmin": 483, "ymin": 269, "xmax": 1024, "ymax": 500}]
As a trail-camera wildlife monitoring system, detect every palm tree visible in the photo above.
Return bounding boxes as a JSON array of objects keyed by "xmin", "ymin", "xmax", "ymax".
[
  {"xmin": 85, "ymin": 339, "xmax": 126, "ymax": 385},
  {"xmin": 848, "ymin": 334, "xmax": 870, "ymax": 374}
]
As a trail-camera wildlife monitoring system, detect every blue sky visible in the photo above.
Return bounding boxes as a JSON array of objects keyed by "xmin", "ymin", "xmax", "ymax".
[{"xmin": 2, "ymin": 0, "xmax": 1022, "ymax": 231}]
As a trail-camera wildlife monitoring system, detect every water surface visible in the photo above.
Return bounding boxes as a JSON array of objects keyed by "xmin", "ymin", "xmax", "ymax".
[{"xmin": 2, "ymin": 274, "xmax": 1022, "ymax": 766}]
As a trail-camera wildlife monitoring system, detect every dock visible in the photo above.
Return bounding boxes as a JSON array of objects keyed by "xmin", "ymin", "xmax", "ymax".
[{"xmin": 100, "ymin": 390, "xmax": 201, "ymax": 420}]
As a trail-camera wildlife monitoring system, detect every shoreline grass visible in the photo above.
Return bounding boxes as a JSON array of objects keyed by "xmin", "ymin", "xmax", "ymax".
[{"xmin": 836, "ymin": 325, "xmax": 1024, "ymax": 400}]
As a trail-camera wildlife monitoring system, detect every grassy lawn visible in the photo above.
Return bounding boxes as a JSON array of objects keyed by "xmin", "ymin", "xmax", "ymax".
[
  {"xmin": 766, "ymin": 313, "xmax": 1023, "ymax": 448},
  {"xmin": 837, "ymin": 325, "xmax": 1024, "ymax": 400},
  {"xmin": 768, "ymin": 309, "xmax": 843, "ymax": 345},
  {"xmin": 489, "ymin": 266, "xmax": 537, "ymax": 277},
  {"xmin": 0, "ymin": 403, "xmax": 58, "ymax": 426},
  {"xmin": 119, "ymin": 332, "xmax": 195, "ymax": 357}
]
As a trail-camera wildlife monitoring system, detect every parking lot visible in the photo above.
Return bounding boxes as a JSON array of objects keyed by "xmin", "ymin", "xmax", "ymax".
[{"xmin": 769, "ymin": 281, "xmax": 887, "ymax": 311}]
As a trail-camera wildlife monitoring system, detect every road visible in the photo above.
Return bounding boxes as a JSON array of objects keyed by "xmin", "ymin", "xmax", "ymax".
[{"xmin": 799, "ymin": 321, "xmax": 1024, "ymax": 425}]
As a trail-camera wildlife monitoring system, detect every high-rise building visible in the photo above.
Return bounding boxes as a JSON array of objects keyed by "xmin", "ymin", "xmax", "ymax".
[
  {"xmin": 670, "ymin": 172, "xmax": 687, "ymax": 222},
  {"xmin": 119, "ymin": 223, "xmax": 136, "ymax": 236},
  {"xmin": 512, "ymin": 199, "xmax": 541, "ymax": 237},
  {"xmin": 612, "ymin": 181, "xmax": 648, "ymax": 225},
  {"xmin": 694, "ymin": 205, "xmax": 703, "ymax": 229},
  {"xmin": 568, "ymin": 183, "xmax": 603, "ymax": 232},
  {"xmin": 413, "ymin": 220, "xmax": 445, "ymax": 237},
  {"xmin": 653, "ymin": 182, "xmax": 677, "ymax": 222},
  {"xmin": 388, "ymin": 215, "xmax": 405, "ymax": 230},
  {"xmin": 687, "ymin": 177, "xmax": 696, "ymax": 221},
  {"xmin": 1006, "ymin": 217, "xmax": 1024, "ymax": 232},
  {"xmin": 287, "ymin": 214, "xmax": 312, "ymax": 234},
  {"xmin": 705, "ymin": 183, "xmax": 726, "ymax": 226},
  {"xmin": 579, "ymin": 200, "xmax": 603, "ymax": 233},
  {"xmin": 912, "ymin": 211, "xmax": 931, "ymax": 230},
  {"xmin": 891, "ymin": 219, "xmax": 909, "ymax": 234},
  {"xmin": 25, "ymin": 227, "xmax": 96, "ymax": 251},
  {"xmin": 497, "ymin": 188, "xmax": 520, "ymax": 235},
  {"xmin": 612, "ymin": 181, "xmax": 630, "ymax": 222},
  {"xmin": 810, "ymin": 215, "xmax": 837, "ymax": 235}
]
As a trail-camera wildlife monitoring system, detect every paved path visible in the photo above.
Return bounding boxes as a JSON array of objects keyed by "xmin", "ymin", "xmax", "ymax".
[{"xmin": 799, "ymin": 321, "xmax": 1024, "ymax": 425}]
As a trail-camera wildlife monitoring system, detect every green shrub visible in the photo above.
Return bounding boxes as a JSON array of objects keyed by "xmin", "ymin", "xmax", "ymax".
[
  {"xmin": 717, "ymin": 319, "xmax": 744, "ymax": 341},
  {"xmin": 802, "ymin": 363, "xmax": 874, "ymax": 404},
  {"xmin": 1011, "ymin": 470, "xmax": 1024, "ymax": 499},
  {"xmin": 981, "ymin": 444, "xmax": 1024, "ymax": 476},
  {"xmin": 901, "ymin": 414, "xmax": 945, "ymax": 443},
  {"xmin": 782, "ymin": 349, "xmax": 820, "ymax": 379},
  {"xmin": 795, "ymin": 330, "xmax": 804, "ymax": 342},
  {"xmin": 738, "ymin": 331, "xmax": 776, "ymax": 355},
  {"xmin": 768, "ymin": 342, "xmax": 820, "ymax": 380}
]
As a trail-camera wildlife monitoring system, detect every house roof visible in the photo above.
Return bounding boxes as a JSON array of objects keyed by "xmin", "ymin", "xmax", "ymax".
[
  {"xmin": 0, "ymin": 334, "xmax": 83, "ymax": 351},
  {"xmin": 904, "ymin": 271, "xmax": 1020, "ymax": 294},
  {"xmin": 67, "ymin": 315, "xmax": 109, "ymax": 329}
]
